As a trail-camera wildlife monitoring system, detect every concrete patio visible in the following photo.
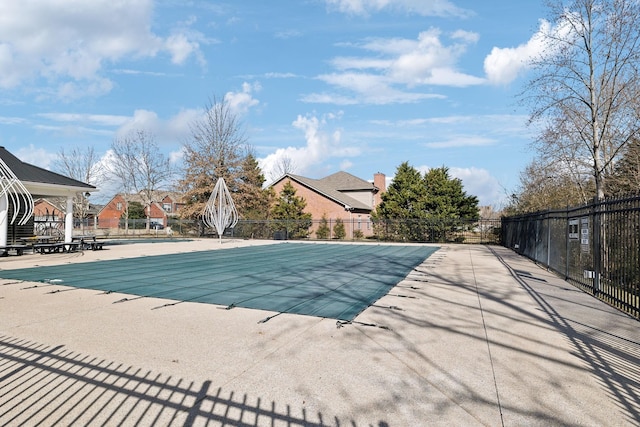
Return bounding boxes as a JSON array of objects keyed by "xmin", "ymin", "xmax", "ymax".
[{"xmin": 0, "ymin": 240, "xmax": 638, "ymax": 426}]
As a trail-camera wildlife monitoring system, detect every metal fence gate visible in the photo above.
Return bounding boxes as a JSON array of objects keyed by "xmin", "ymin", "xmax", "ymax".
[{"xmin": 502, "ymin": 196, "xmax": 640, "ymax": 319}]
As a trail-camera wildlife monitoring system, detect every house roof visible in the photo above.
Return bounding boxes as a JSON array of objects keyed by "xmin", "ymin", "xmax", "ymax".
[
  {"xmin": 97, "ymin": 191, "xmax": 182, "ymax": 216},
  {"xmin": 276, "ymin": 172, "xmax": 373, "ymax": 211},
  {"xmin": 116, "ymin": 190, "xmax": 182, "ymax": 205},
  {"xmin": 319, "ymin": 171, "xmax": 378, "ymax": 192},
  {"xmin": 0, "ymin": 146, "xmax": 96, "ymax": 194}
]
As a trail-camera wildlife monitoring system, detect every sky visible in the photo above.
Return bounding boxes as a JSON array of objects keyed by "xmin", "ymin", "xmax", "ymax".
[{"xmin": 0, "ymin": 0, "xmax": 551, "ymax": 207}]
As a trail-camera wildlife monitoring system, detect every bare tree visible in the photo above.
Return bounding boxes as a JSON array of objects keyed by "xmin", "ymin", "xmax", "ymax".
[
  {"xmin": 506, "ymin": 157, "xmax": 593, "ymax": 213},
  {"xmin": 110, "ymin": 130, "xmax": 174, "ymax": 232},
  {"xmin": 608, "ymin": 137, "xmax": 640, "ymax": 195},
  {"xmin": 52, "ymin": 146, "xmax": 104, "ymax": 233},
  {"xmin": 524, "ymin": 0, "xmax": 640, "ymax": 201},
  {"xmin": 268, "ymin": 155, "xmax": 297, "ymax": 183},
  {"xmin": 178, "ymin": 96, "xmax": 248, "ymax": 222},
  {"xmin": 54, "ymin": 146, "xmax": 103, "ymax": 185}
]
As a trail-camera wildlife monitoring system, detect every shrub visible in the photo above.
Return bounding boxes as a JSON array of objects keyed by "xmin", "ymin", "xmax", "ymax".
[
  {"xmin": 316, "ymin": 215, "xmax": 330, "ymax": 239},
  {"xmin": 333, "ymin": 218, "xmax": 346, "ymax": 239}
]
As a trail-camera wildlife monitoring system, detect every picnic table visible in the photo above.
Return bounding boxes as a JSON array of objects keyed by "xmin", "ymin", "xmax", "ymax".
[
  {"xmin": 33, "ymin": 242, "xmax": 81, "ymax": 254},
  {"xmin": 0, "ymin": 244, "xmax": 30, "ymax": 256},
  {"xmin": 72, "ymin": 235, "xmax": 104, "ymax": 250}
]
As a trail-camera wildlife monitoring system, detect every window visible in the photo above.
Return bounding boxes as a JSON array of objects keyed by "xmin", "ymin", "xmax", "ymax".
[
  {"xmin": 116, "ymin": 202, "xmax": 122, "ymax": 211},
  {"xmin": 163, "ymin": 203, "xmax": 172, "ymax": 212}
]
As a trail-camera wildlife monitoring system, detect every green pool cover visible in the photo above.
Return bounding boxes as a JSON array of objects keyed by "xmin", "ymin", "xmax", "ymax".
[{"xmin": 0, "ymin": 243, "xmax": 438, "ymax": 321}]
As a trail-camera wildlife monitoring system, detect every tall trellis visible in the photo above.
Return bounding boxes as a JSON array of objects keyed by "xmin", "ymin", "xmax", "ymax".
[
  {"xmin": 0, "ymin": 157, "xmax": 33, "ymax": 226},
  {"xmin": 202, "ymin": 177, "xmax": 238, "ymax": 243}
]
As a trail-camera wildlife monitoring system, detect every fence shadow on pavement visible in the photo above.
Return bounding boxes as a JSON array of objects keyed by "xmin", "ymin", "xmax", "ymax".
[
  {"xmin": 488, "ymin": 247, "xmax": 640, "ymax": 426},
  {"xmin": 0, "ymin": 335, "xmax": 388, "ymax": 427},
  {"xmin": 353, "ymin": 245, "xmax": 640, "ymax": 425}
]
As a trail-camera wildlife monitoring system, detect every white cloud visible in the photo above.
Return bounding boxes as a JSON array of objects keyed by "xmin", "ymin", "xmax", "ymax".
[
  {"xmin": 259, "ymin": 113, "xmax": 360, "ymax": 182},
  {"xmin": 306, "ymin": 28, "xmax": 483, "ymax": 105},
  {"xmin": 424, "ymin": 135, "xmax": 495, "ymax": 148},
  {"xmin": 300, "ymin": 92, "xmax": 361, "ymax": 105},
  {"xmin": 113, "ymin": 108, "xmax": 199, "ymax": 145},
  {"xmin": 115, "ymin": 110, "xmax": 162, "ymax": 138},
  {"xmin": 15, "ymin": 144, "xmax": 55, "ymax": 170},
  {"xmin": 224, "ymin": 82, "xmax": 261, "ymax": 115},
  {"xmin": 91, "ymin": 149, "xmax": 119, "ymax": 201},
  {"xmin": 274, "ymin": 29, "xmax": 303, "ymax": 39},
  {"xmin": 484, "ymin": 40, "xmax": 540, "ymax": 85},
  {"xmin": 324, "ymin": 0, "xmax": 472, "ymax": 18},
  {"xmin": 166, "ymin": 109, "xmax": 201, "ymax": 139},
  {"xmin": 312, "ymin": 72, "xmax": 447, "ymax": 104},
  {"xmin": 264, "ymin": 72, "xmax": 298, "ymax": 79},
  {"xmin": 450, "ymin": 167, "xmax": 503, "ymax": 207},
  {"xmin": 0, "ymin": 116, "xmax": 27, "ymax": 125},
  {"xmin": 331, "ymin": 57, "xmax": 391, "ymax": 70},
  {"xmin": 387, "ymin": 29, "xmax": 484, "ymax": 86},
  {"xmin": 0, "ymin": 0, "xmax": 206, "ymax": 95},
  {"xmin": 413, "ymin": 164, "xmax": 503, "ymax": 206},
  {"xmin": 165, "ymin": 33, "xmax": 199, "ymax": 65},
  {"xmin": 169, "ymin": 148, "xmax": 185, "ymax": 164},
  {"xmin": 484, "ymin": 18, "xmax": 575, "ymax": 85},
  {"xmin": 31, "ymin": 108, "xmax": 199, "ymax": 149},
  {"xmin": 451, "ymin": 30, "xmax": 479, "ymax": 44},
  {"xmin": 37, "ymin": 113, "xmax": 130, "ymax": 127},
  {"xmin": 340, "ymin": 159, "xmax": 354, "ymax": 170},
  {"xmin": 58, "ymin": 78, "xmax": 115, "ymax": 100}
]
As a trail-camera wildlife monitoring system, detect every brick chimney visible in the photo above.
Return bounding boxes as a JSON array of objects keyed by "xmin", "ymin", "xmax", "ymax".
[{"xmin": 373, "ymin": 172, "xmax": 386, "ymax": 208}]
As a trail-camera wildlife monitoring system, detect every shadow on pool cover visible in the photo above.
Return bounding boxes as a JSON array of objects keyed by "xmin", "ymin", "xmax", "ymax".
[{"xmin": 0, "ymin": 243, "xmax": 438, "ymax": 321}]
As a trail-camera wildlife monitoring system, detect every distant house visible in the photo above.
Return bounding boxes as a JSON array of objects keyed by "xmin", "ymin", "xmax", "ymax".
[
  {"xmin": 97, "ymin": 191, "xmax": 184, "ymax": 229},
  {"xmin": 269, "ymin": 171, "xmax": 386, "ymax": 238},
  {"xmin": 0, "ymin": 146, "xmax": 96, "ymax": 244},
  {"xmin": 33, "ymin": 198, "xmax": 65, "ymax": 233},
  {"xmin": 34, "ymin": 198, "xmax": 100, "ymax": 230}
]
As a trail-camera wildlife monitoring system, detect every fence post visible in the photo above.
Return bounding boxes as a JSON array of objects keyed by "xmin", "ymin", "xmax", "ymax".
[
  {"xmin": 535, "ymin": 215, "xmax": 539, "ymax": 262},
  {"xmin": 565, "ymin": 211, "xmax": 570, "ymax": 280},
  {"xmin": 546, "ymin": 212, "xmax": 551, "ymax": 269},
  {"xmin": 593, "ymin": 199, "xmax": 601, "ymax": 297}
]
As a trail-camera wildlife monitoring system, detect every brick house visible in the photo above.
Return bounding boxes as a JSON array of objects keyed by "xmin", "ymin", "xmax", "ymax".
[
  {"xmin": 97, "ymin": 191, "xmax": 184, "ymax": 229},
  {"xmin": 34, "ymin": 198, "xmax": 65, "ymax": 223},
  {"xmin": 270, "ymin": 171, "xmax": 386, "ymax": 238},
  {"xmin": 34, "ymin": 198, "xmax": 100, "ymax": 229}
]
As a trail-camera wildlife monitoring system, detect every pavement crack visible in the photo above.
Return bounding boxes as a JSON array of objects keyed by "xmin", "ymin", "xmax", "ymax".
[{"xmin": 469, "ymin": 247, "xmax": 505, "ymax": 427}]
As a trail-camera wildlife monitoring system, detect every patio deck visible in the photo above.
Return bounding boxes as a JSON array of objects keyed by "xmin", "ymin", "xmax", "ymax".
[{"xmin": 0, "ymin": 240, "xmax": 638, "ymax": 426}]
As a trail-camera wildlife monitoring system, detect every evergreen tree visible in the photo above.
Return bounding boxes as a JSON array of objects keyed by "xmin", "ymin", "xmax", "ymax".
[
  {"xmin": 270, "ymin": 182, "xmax": 312, "ymax": 238},
  {"xmin": 373, "ymin": 162, "xmax": 427, "ymax": 241},
  {"xmin": 374, "ymin": 162, "xmax": 426, "ymax": 220},
  {"xmin": 125, "ymin": 201, "xmax": 146, "ymax": 219},
  {"xmin": 423, "ymin": 167, "xmax": 479, "ymax": 241},
  {"xmin": 234, "ymin": 153, "xmax": 273, "ymax": 220},
  {"xmin": 373, "ymin": 162, "xmax": 480, "ymax": 242},
  {"xmin": 233, "ymin": 153, "xmax": 274, "ymax": 238},
  {"xmin": 316, "ymin": 214, "xmax": 330, "ymax": 239},
  {"xmin": 423, "ymin": 167, "xmax": 479, "ymax": 220},
  {"xmin": 333, "ymin": 218, "xmax": 346, "ymax": 239}
]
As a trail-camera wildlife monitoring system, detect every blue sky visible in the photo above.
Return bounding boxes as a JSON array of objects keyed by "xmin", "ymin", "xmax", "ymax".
[{"xmin": 0, "ymin": 0, "xmax": 550, "ymax": 207}]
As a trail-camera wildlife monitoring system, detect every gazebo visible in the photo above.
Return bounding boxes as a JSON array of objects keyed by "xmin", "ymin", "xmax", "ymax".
[{"xmin": 0, "ymin": 147, "xmax": 97, "ymax": 245}]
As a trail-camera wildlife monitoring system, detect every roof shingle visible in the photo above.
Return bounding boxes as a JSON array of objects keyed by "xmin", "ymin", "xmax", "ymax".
[{"xmin": 0, "ymin": 146, "xmax": 96, "ymax": 190}]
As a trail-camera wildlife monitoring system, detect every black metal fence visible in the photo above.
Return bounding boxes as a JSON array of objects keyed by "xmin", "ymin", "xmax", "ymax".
[
  {"xmin": 501, "ymin": 195, "xmax": 640, "ymax": 319},
  {"xmin": 178, "ymin": 218, "xmax": 502, "ymax": 244}
]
